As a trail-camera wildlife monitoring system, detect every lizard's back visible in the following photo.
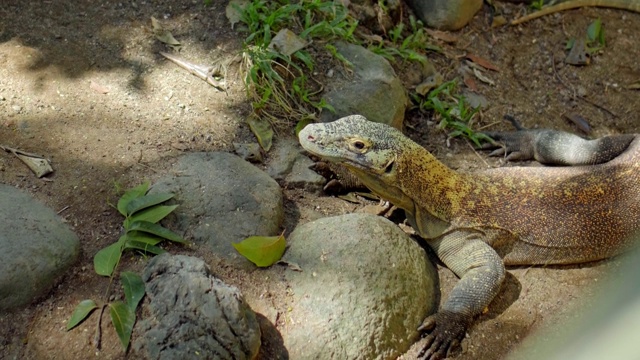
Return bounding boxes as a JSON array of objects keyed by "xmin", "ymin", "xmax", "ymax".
[{"xmin": 457, "ymin": 136, "xmax": 640, "ymax": 265}]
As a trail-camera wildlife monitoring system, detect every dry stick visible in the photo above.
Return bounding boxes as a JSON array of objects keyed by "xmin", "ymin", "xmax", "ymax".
[
  {"xmin": 550, "ymin": 53, "xmax": 617, "ymax": 118},
  {"xmin": 0, "ymin": 145, "xmax": 43, "ymax": 158},
  {"xmin": 94, "ymin": 304, "xmax": 107, "ymax": 349},
  {"xmin": 56, "ymin": 205, "xmax": 71, "ymax": 214},
  {"xmin": 511, "ymin": 0, "xmax": 640, "ymax": 25},
  {"xmin": 466, "ymin": 140, "xmax": 492, "ymax": 168}
]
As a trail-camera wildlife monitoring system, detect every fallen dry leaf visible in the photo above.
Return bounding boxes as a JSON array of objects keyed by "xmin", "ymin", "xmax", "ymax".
[
  {"xmin": 473, "ymin": 67, "xmax": 495, "ymax": 86},
  {"xmin": 90, "ymin": 81, "xmax": 110, "ymax": 94},
  {"xmin": 466, "ymin": 53, "xmax": 500, "ymax": 72},
  {"xmin": 425, "ymin": 29, "xmax": 458, "ymax": 43},
  {"xmin": 625, "ymin": 81, "xmax": 640, "ymax": 90},
  {"xmin": 151, "ymin": 17, "xmax": 181, "ymax": 47},
  {"xmin": 463, "ymin": 71, "xmax": 479, "ymax": 92}
]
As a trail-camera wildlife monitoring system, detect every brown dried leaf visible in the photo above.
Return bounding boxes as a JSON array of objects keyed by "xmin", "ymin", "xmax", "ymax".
[
  {"xmin": 463, "ymin": 71, "xmax": 479, "ymax": 92},
  {"xmin": 466, "ymin": 54, "xmax": 500, "ymax": 72},
  {"xmin": 425, "ymin": 29, "xmax": 458, "ymax": 43}
]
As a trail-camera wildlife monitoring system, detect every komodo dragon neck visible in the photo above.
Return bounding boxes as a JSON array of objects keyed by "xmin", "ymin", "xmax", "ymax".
[{"xmin": 364, "ymin": 142, "xmax": 479, "ymax": 222}]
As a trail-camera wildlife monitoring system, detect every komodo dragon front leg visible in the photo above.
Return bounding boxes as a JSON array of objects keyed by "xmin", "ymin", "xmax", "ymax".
[
  {"xmin": 482, "ymin": 115, "xmax": 635, "ymax": 165},
  {"xmin": 417, "ymin": 230, "xmax": 506, "ymax": 359}
]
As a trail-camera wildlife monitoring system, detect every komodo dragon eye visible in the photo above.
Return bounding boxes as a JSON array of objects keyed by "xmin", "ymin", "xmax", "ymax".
[{"xmin": 349, "ymin": 139, "xmax": 369, "ymax": 152}]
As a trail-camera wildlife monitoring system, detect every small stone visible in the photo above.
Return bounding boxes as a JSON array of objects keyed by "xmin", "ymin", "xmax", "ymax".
[
  {"xmin": 576, "ymin": 86, "xmax": 587, "ymax": 97},
  {"xmin": 12, "ymin": 105, "xmax": 22, "ymax": 113},
  {"xmin": 233, "ymin": 142, "xmax": 264, "ymax": 163},
  {"xmin": 285, "ymin": 154, "xmax": 325, "ymax": 192}
]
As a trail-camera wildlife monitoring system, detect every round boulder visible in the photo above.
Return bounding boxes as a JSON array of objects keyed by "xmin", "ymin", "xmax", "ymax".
[
  {"xmin": 283, "ymin": 213, "xmax": 440, "ymax": 360},
  {"xmin": 406, "ymin": 0, "xmax": 483, "ymax": 30},
  {"xmin": 0, "ymin": 184, "xmax": 79, "ymax": 311},
  {"xmin": 152, "ymin": 152, "xmax": 284, "ymax": 263}
]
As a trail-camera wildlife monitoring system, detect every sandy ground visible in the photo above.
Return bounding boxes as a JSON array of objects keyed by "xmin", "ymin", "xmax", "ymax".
[{"xmin": 0, "ymin": 1, "xmax": 639, "ymax": 359}]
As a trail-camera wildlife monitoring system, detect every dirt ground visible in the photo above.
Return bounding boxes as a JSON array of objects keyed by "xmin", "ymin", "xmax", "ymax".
[{"xmin": 0, "ymin": 1, "xmax": 639, "ymax": 359}]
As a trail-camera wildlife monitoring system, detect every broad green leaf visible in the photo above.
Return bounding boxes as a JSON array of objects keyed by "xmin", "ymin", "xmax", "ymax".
[
  {"xmin": 117, "ymin": 182, "xmax": 150, "ymax": 216},
  {"xmin": 66, "ymin": 299, "xmax": 98, "ymax": 330},
  {"xmin": 120, "ymin": 272, "xmax": 145, "ymax": 311},
  {"xmin": 587, "ymin": 19, "xmax": 602, "ymax": 43},
  {"xmin": 126, "ymin": 231, "xmax": 164, "ymax": 246},
  {"xmin": 94, "ymin": 236, "xmax": 126, "ymax": 276},
  {"xmin": 125, "ymin": 193, "xmax": 175, "ymax": 217},
  {"xmin": 125, "ymin": 205, "xmax": 178, "ymax": 228},
  {"xmin": 123, "ymin": 240, "xmax": 166, "ymax": 255},
  {"xmin": 127, "ymin": 221, "xmax": 185, "ymax": 243},
  {"xmin": 232, "ymin": 234, "xmax": 286, "ymax": 267},
  {"xmin": 110, "ymin": 301, "xmax": 136, "ymax": 350},
  {"xmin": 247, "ymin": 115, "xmax": 274, "ymax": 151}
]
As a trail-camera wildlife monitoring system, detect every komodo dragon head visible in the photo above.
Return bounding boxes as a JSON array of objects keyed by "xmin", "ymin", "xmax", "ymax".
[
  {"xmin": 298, "ymin": 115, "xmax": 416, "ymax": 210},
  {"xmin": 298, "ymin": 114, "xmax": 405, "ymax": 176},
  {"xmin": 298, "ymin": 114, "xmax": 463, "ymax": 219}
]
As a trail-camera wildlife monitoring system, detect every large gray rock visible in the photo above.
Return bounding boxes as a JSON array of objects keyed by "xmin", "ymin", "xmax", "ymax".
[
  {"xmin": 0, "ymin": 184, "xmax": 79, "ymax": 311},
  {"xmin": 152, "ymin": 152, "xmax": 283, "ymax": 262},
  {"xmin": 320, "ymin": 42, "xmax": 408, "ymax": 129},
  {"xmin": 406, "ymin": 0, "xmax": 483, "ymax": 30},
  {"xmin": 283, "ymin": 213, "xmax": 439, "ymax": 360},
  {"xmin": 134, "ymin": 254, "xmax": 261, "ymax": 360}
]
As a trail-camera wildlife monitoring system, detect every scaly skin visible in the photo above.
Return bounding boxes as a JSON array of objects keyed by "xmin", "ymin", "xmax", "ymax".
[
  {"xmin": 511, "ymin": 0, "xmax": 640, "ymax": 25},
  {"xmin": 298, "ymin": 115, "xmax": 640, "ymax": 359}
]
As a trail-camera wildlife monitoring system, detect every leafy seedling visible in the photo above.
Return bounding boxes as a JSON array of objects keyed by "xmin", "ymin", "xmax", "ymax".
[
  {"xmin": 233, "ymin": 232, "xmax": 286, "ymax": 267},
  {"xmin": 566, "ymin": 18, "xmax": 606, "ymax": 58},
  {"xmin": 414, "ymin": 80, "xmax": 491, "ymax": 146},
  {"xmin": 67, "ymin": 182, "xmax": 185, "ymax": 352},
  {"xmin": 530, "ymin": 0, "xmax": 545, "ymax": 11}
]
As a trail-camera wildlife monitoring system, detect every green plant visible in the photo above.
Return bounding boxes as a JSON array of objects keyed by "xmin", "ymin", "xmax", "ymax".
[
  {"xmin": 566, "ymin": 18, "xmax": 606, "ymax": 55},
  {"xmin": 369, "ymin": 16, "xmax": 440, "ymax": 64},
  {"xmin": 530, "ymin": 0, "xmax": 545, "ymax": 10},
  {"xmin": 414, "ymin": 80, "xmax": 492, "ymax": 146},
  {"xmin": 585, "ymin": 18, "xmax": 605, "ymax": 51},
  {"xmin": 67, "ymin": 182, "xmax": 185, "ymax": 351},
  {"xmin": 236, "ymin": 0, "xmax": 357, "ymax": 125}
]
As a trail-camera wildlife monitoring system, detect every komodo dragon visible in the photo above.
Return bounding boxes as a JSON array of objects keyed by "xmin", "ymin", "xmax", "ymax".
[
  {"xmin": 511, "ymin": 0, "xmax": 640, "ymax": 25},
  {"xmin": 298, "ymin": 114, "xmax": 640, "ymax": 359}
]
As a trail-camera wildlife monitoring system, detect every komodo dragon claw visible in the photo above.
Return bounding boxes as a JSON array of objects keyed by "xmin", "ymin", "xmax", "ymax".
[
  {"xmin": 417, "ymin": 311, "xmax": 469, "ymax": 360},
  {"xmin": 160, "ymin": 51, "xmax": 226, "ymax": 90},
  {"xmin": 480, "ymin": 130, "xmax": 538, "ymax": 162}
]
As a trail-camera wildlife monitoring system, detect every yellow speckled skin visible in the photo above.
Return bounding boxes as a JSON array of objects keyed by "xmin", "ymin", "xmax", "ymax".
[
  {"xmin": 300, "ymin": 115, "xmax": 640, "ymax": 265},
  {"xmin": 512, "ymin": 0, "xmax": 640, "ymax": 25},
  {"xmin": 299, "ymin": 115, "xmax": 640, "ymax": 359}
]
